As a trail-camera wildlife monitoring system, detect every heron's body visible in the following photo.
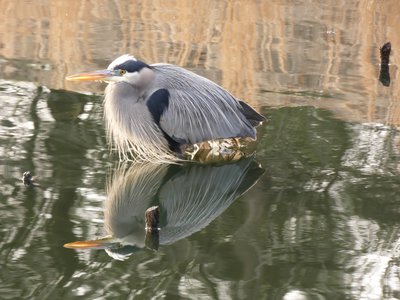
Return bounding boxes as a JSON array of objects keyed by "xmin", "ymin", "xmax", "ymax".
[{"xmin": 67, "ymin": 55, "xmax": 265, "ymax": 162}]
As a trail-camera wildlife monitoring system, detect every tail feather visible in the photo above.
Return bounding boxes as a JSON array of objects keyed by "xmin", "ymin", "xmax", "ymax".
[{"xmin": 239, "ymin": 101, "xmax": 265, "ymax": 127}]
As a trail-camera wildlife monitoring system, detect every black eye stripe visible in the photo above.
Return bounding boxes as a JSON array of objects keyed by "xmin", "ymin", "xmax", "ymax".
[{"xmin": 114, "ymin": 60, "xmax": 149, "ymax": 73}]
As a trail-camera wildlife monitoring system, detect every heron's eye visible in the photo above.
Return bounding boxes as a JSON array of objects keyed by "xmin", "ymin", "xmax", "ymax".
[{"xmin": 120, "ymin": 70, "xmax": 127, "ymax": 75}]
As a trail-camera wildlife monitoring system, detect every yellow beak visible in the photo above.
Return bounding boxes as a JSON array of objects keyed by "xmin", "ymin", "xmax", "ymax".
[
  {"xmin": 66, "ymin": 69, "xmax": 114, "ymax": 82},
  {"xmin": 64, "ymin": 236, "xmax": 117, "ymax": 249}
]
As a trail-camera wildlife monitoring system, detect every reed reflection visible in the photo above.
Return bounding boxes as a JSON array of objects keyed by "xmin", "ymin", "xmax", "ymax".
[{"xmin": 65, "ymin": 157, "xmax": 264, "ymax": 260}]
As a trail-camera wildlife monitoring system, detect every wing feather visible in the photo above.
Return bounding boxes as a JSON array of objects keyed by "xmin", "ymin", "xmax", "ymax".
[{"xmin": 149, "ymin": 64, "xmax": 257, "ymax": 145}]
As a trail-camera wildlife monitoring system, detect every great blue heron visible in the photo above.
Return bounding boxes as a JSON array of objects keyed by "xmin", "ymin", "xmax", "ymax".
[
  {"xmin": 64, "ymin": 158, "xmax": 264, "ymax": 260},
  {"xmin": 67, "ymin": 55, "xmax": 265, "ymax": 162}
]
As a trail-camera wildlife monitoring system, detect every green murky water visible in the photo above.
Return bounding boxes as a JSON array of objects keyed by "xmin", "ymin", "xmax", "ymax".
[{"xmin": 2, "ymin": 83, "xmax": 400, "ymax": 299}]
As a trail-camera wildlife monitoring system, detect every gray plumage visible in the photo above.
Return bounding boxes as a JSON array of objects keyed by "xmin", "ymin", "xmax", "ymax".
[
  {"xmin": 150, "ymin": 64, "xmax": 259, "ymax": 142},
  {"xmin": 103, "ymin": 158, "xmax": 264, "ymax": 260},
  {"xmin": 68, "ymin": 54, "xmax": 265, "ymax": 162}
]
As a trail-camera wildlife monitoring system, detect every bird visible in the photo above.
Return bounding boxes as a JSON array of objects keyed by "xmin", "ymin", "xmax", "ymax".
[
  {"xmin": 66, "ymin": 55, "xmax": 265, "ymax": 162},
  {"xmin": 63, "ymin": 158, "xmax": 264, "ymax": 260}
]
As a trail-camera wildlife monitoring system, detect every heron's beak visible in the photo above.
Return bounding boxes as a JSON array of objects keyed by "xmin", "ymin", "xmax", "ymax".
[
  {"xmin": 64, "ymin": 236, "xmax": 118, "ymax": 250},
  {"xmin": 66, "ymin": 69, "xmax": 115, "ymax": 82}
]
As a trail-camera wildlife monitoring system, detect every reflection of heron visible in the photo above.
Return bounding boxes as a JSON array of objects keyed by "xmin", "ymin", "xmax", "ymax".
[
  {"xmin": 67, "ymin": 55, "xmax": 265, "ymax": 162},
  {"xmin": 64, "ymin": 158, "xmax": 264, "ymax": 260}
]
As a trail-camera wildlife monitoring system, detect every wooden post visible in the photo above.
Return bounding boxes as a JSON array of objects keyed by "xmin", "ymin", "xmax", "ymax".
[
  {"xmin": 145, "ymin": 206, "xmax": 160, "ymax": 250},
  {"xmin": 379, "ymin": 42, "xmax": 391, "ymax": 87},
  {"xmin": 380, "ymin": 42, "xmax": 391, "ymax": 65},
  {"xmin": 145, "ymin": 206, "xmax": 160, "ymax": 231}
]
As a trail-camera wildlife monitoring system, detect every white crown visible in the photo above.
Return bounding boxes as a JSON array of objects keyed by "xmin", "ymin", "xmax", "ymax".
[{"xmin": 107, "ymin": 54, "xmax": 137, "ymax": 70}]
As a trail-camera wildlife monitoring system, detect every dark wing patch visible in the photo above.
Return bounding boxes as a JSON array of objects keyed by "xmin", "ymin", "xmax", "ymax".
[
  {"xmin": 239, "ymin": 101, "xmax": 266, "ymax": 126},
  {"xmin": 147, "ymin": 89, "xmax": 183, "ymax": 153},
  {"xmin": 146, "ymin": 89, "xmax": 170, "ymax": 125},
  {"xmin": 114, "ymin": 60, "xmax": 149, "ymax": 72}
]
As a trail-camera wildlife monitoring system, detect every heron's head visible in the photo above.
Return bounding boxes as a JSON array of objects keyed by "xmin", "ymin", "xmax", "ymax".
[{"xmin": 66, "ymin": 54, "xmax": 154, "ymax": 87}]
